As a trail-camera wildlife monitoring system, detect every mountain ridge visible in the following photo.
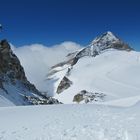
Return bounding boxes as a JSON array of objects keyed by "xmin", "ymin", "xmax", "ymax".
[
  {"xmin": 51, "ymin": 31, "xmax": 133, "ymax": 69},
  {"xmin": 46, "ymin": 31, "xmax": 140, "ymax": 104},
  {"xmin": 0, "ymin": 39, "xmax": 60, "ymax": 106}
]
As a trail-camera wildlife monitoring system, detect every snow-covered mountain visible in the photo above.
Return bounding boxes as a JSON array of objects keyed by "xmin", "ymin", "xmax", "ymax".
[
  {"xmin": 0, "ymin": 39, "xmax": 59, "ymax": 106},
  {"xmin": 0, "ymin": 32, "xmax": 140, "ymax": 140},
  {"xmin": 46, "ymin": 31, "xmax": 140, "ymax": 104}
]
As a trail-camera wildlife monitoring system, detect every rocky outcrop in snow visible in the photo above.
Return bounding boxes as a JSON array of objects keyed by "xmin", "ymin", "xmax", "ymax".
[
  {"xmin": 73, "ymin": 90, "xmax": 105, "ymax": 104},
  {"xmin": 57, "ymin": 76, "xmax": 72, "ymax": 94}
]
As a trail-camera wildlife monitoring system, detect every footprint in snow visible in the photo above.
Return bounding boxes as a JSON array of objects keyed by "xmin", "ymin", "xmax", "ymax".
[
  {"xmin": 0, "ymin": 136, "xmax": 4, "ymax": 140},
  {"xmin": 22, "ymin": 127, "xmax": 28, "ymax": 131},
  {"xmin": 11, "ymin": 131, "xmax": 17, "ymax": 134}
]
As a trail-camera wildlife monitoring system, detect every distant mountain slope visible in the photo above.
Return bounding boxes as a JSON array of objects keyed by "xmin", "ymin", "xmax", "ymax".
[
  {"xmin": 0, "ymin": 39, "xmax": 59, "ymax": 106},
  {"xmin": 46, "ymin": 32, "xmax": 140, "ymax": 104}
]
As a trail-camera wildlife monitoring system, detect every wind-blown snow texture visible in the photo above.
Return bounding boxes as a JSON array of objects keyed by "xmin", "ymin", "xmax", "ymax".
[{"xmin": 0, "ymin": 104, "xmax": 140, "ymax": 140}]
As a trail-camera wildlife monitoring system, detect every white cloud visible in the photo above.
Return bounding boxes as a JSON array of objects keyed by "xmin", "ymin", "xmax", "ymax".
[{"xmin": 12, "ymin": 41, "xmax": 82, "ymax": 93}]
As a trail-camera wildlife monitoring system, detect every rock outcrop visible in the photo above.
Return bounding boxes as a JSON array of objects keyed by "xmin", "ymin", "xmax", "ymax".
[
  {"xmin": 73, "ymin": 90, "xmax": 105, "ymax": 104},
  {"xmin": 0, "ymin": 39, "xmax": 60, "ymax": 106},
  {"xmin": 56, "ymin": 76, "xmax": 72, "ymax": 94}
]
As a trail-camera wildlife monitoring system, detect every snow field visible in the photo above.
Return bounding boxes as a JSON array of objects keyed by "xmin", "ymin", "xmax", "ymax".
[{"xmin": 0, "ymin": 104, "xmax": 140, "ymax": 140}]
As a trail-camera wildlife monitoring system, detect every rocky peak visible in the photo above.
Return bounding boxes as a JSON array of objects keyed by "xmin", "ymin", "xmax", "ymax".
[
  {"xmin": 0, "ymin": 39, "xmax": 11, "ymax": 52},
  {"xmin": 50, "ymin": 31, "xmax": 134, "ymax": 71},
  {"xmin": 0, "ymin": 39, "xmax": 27, "ymax": 83},
  {"xmin": 49, "ymin": 31, "xmax": 134, "ymax": 77},
  {"xmin": 0, "ymin": 39, "xmax": 60, "ymax": 105},
  {"xmin": 0, "ymin": 39, "xmax": 40, "ymax": 95},
  {"xmin": 91, "ymin": 31, "xmax": 119, "ymax": 50},
  {"xmin": 90, "ymin": 31, "xmax": 133, "ymax": 55},
  {"xmin": 69, "ymin": 32, "xmax": 133, "ymax": 65},
  {"xmin": 92, "ymin": 31, "xmax": 119, "ymax": 45}
]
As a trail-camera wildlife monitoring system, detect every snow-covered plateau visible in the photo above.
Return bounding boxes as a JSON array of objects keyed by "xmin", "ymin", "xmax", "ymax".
[{"xmin": 0, "ymin": 103, "xmax": 140, "ymax": 140}]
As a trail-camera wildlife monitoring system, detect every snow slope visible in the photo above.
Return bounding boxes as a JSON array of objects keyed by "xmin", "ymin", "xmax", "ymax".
[
  {"xmin": 45, "ymin": 32, "xmax": 137, "ymax": 104},
  {"xmin": 47, "ymin": 49, "xmax": 140, "ymax": 104},
  {"xmin": 0, "ymin": 103, "xmax": 140, "ymax": 140}
]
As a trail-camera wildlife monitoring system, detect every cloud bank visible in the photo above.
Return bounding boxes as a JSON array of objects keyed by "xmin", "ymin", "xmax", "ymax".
[{"xmin": 12, "ymin": 42, "xmax": 82, "ymax": 93}]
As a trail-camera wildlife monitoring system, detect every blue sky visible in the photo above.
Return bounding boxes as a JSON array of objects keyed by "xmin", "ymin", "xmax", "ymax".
[{"xmin": 0, "ymin": 0, "xmax": 140, "ymax": 50}]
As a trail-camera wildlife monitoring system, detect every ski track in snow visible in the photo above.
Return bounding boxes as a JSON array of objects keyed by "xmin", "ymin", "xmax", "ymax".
[
  {"xmin": 106, "ymin": 66, "xmax": 140, "ymax": 91},
  {"xmin": 0, "ymin": 104, "xmax": 140, "ymax": 140}
]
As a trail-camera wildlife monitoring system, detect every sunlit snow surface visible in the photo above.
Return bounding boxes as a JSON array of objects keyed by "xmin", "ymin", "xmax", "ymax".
[
  {"xmin": 0, "ymin": 47, "xmax": 140, "ymax": 139},
  {"xmin": 47, "ymin": 50, "xmax": 140, "ymax": 104},
  {"xmin": 0, "ymin": 103, "xmax": 140, "ymax": 140}
]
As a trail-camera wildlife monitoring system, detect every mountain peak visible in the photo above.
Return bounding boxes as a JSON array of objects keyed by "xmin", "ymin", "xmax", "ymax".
[
  {"xmin": 92, "ymin": 31, "xmax": 119, "ymax": 45},
  {"xmin": 89, "ymin": 31, "xmax": 133, "ymax": 55},
  {"xmin": 51, "ymin": 31, "xmax": 133, "ymax": 68},
  {"xmin": 104, "ymin": 31, "xmax": 118, "ymax": 40},
  {"xmin": 106, "ymin": 31, "xmax": 115, "ymax": 36}
]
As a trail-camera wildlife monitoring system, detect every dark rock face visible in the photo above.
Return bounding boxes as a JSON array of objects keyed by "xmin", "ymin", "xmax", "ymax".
[
  {"xmin": 0, "ymin": 40, "xmax": 26, "ymax": 80},
  {"xmin": 110, "ymin": 42, "xmax": 133, "ymax": 51},
  {"xmin": 73, "ymin": 90, "xmax": 105, "ymax": 104},
  {"xmin": 0, "ymin": 39, "xmax": 60, "ymax": 105},
  {"xmin": 0, "ymin": 40, "xmax": 38, "ymax": 93},
  {"xmin": 24, "ymin": 95, "xmax": 61, "ymax": 105},
  {"xmin": 57, "ymin": 76, "xmax": 72, "ymax": 94}
]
